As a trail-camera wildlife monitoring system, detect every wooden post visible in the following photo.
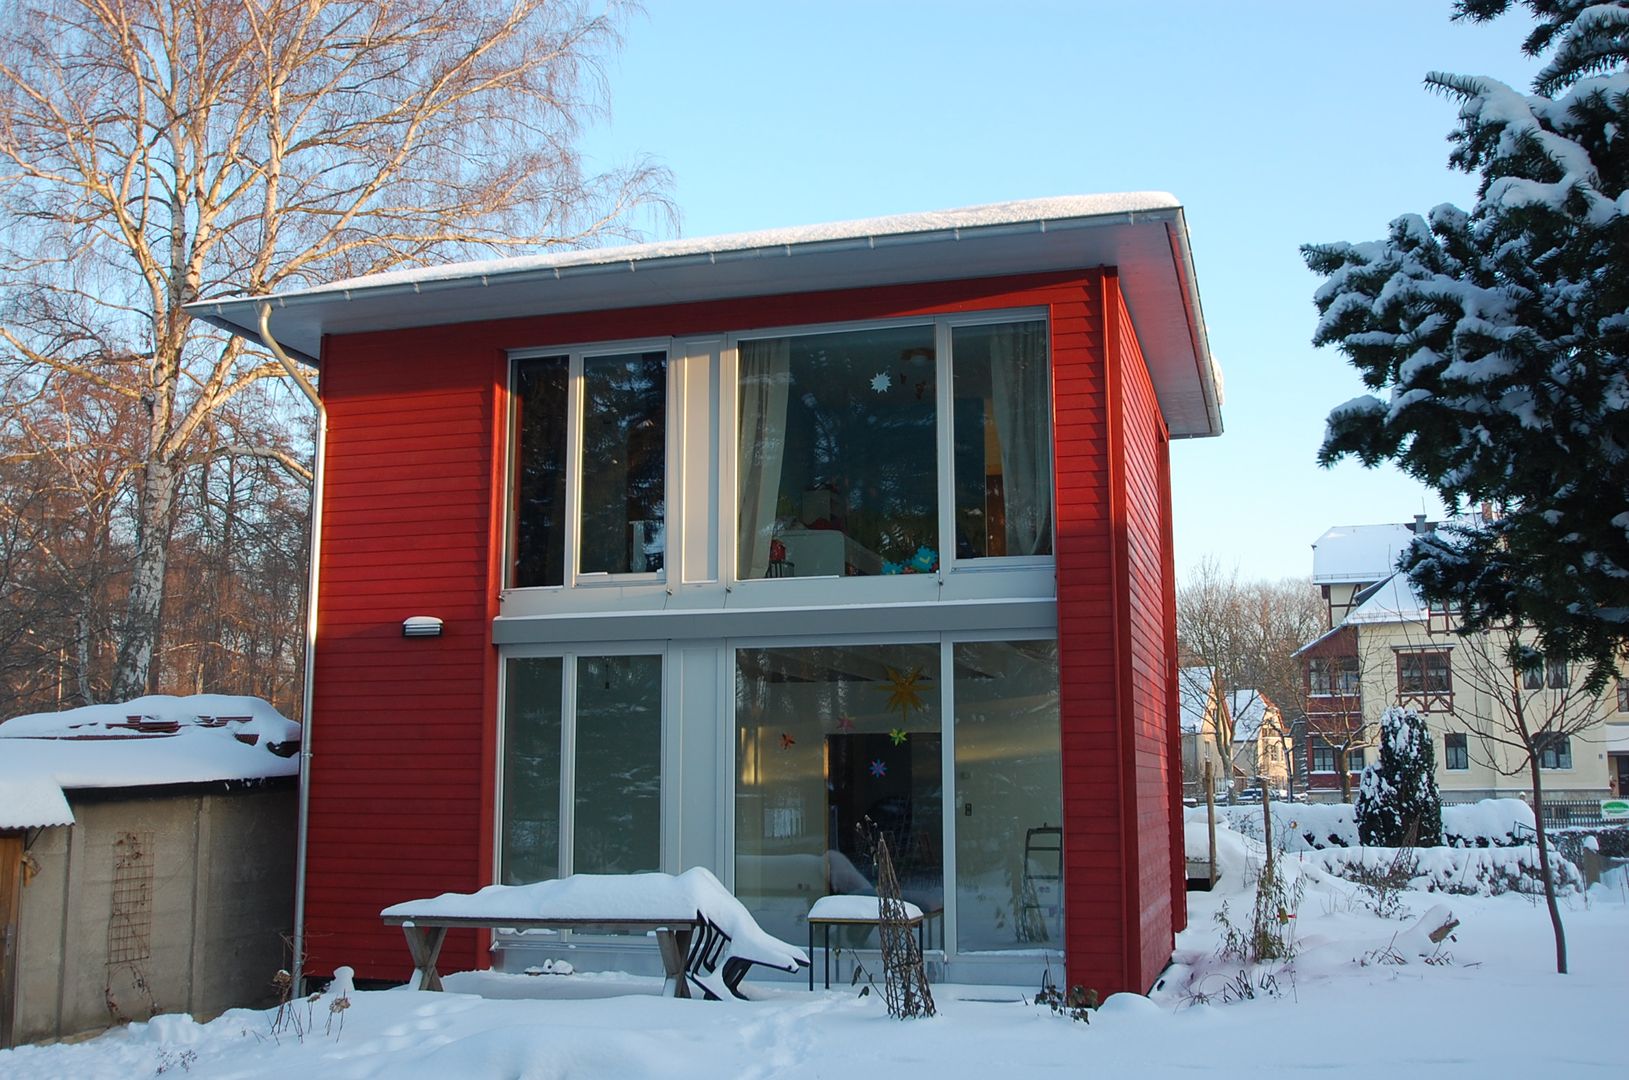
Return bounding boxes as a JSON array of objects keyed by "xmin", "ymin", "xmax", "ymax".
[
  {"xmin": 1204, "ymin": 760, "xmax": 1217, "ymax": 888},
  {"xmin": 1260, "ymin": 783, "xmax": 1274, "ymax": 876}
]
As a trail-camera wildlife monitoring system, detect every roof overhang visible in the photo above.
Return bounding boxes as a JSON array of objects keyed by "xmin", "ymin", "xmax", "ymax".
[{"xmin": 186, "ymin": 193, "xmax": 1223, "ymax": 437}]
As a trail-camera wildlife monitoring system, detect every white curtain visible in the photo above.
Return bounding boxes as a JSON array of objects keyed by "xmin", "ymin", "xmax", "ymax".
[
  {"xmin": 988, "ymin": 322, "xmax": 1051, "ymax": 557},
  {"xmin": 737, "ymin": 338, "xmax": 792, "ymax": 577}
]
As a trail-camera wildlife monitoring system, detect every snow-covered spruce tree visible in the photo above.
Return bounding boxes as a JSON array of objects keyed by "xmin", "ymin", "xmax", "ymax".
[
  {"xmin": 1301, "ymin": 0, "xmax": 1629, "ymax": 691},
  {"xmin": 1355, "ymin": 706, "xmax": 1443, "ymax": 848}
]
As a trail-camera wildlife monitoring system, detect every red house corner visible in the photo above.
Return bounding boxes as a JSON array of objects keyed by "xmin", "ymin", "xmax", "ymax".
[{"xmin": 191, "ymin": 194, "xmax": 1222, "ymax": 997}]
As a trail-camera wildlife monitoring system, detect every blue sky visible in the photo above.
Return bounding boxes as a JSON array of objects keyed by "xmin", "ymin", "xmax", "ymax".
[{"xmin": 579, "ymin": 1, "xmax": 1544, "ymax": 583}]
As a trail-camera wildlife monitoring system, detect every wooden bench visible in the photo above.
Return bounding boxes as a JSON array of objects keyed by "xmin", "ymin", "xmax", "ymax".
[
  {"xmin": 381, "ymin": 913, "xmax": 717, "ymax": 997},
  {"xmin": 381, "ymin": 869, "xmax": 809, "ymax": 1001}
]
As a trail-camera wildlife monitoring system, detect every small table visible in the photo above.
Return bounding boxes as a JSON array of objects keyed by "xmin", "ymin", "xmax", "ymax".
[{"xmin": 805, "ymin": 896, "xmax": 943, "ymax": 990}]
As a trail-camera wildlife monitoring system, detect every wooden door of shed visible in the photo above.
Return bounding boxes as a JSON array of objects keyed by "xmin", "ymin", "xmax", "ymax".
[{"xmin": 0, "ymin": 833, "xmax": 21, "ymax": 1049}]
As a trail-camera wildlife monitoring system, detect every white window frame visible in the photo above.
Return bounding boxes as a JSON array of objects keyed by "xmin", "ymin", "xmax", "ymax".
[
  {"xmin": 722, "ymin": 309, "xmax": 1054, "ymax": 598},
  {"xmin": 506, "ymin": 338, "xmax": 673, "ymax": 591},
  {"xmin": 721, "ymin": 626, "xmax": 1061, "ymax": 964},
  {"xmin": 494, "ymin": 643, "xmax": 671, "ymax": 884}
]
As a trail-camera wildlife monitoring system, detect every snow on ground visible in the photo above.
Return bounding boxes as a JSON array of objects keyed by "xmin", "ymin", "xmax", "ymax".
[{"xmin": 4, "ymin": 823, "xmax": 1624, "ymax": 1078}]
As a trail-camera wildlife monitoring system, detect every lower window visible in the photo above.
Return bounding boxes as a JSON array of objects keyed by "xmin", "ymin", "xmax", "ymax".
[
  {"xmin": 1444, "ymin": 733, "xmax": 1469, "ymax": 771},
  {"xmin": 1536, "ymin": 734, "xmax": 1572, "ymax": 771},
  {"xmin": 732, "ymin": 638, "xmax": 1061, "ymax": 954},
  {"xmin": 501, "ymin": 653, "xmax": 663, "ymax": 883}
]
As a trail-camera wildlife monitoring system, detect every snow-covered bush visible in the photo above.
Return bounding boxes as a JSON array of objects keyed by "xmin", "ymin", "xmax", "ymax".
[
  {"xmin": 1313, "ymin": 845, "xmax": 1584, "ymax": 897},
  {"xmin": 1191, "ymin": 798, "xmax": 1534, "ymax": 851},
  {"xmin": 1441, "ymin": 799, "xmax": 1535, "ymax": 848},
  {"xmin": 1355, "ymin": 707, "xmax": 1442, "ymax": 847}
]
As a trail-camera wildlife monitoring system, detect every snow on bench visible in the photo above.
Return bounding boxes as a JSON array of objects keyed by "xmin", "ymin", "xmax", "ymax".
[{"xmin": 381, "ymin": 867, "xmax": 808, "ymax": 1001}]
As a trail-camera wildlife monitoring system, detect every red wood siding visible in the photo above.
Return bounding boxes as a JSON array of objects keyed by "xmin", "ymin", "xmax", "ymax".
[
  {"xmin": 307, "ymin": 338, "xmax": 506, "ymax": 979},
  {"xmin": 1108, "ymin": 274, "xmax": 1180, "ymax": 990},
  {"xmin": 307, "ymin": 268, "xmax": 1181, "ymax": 988}
]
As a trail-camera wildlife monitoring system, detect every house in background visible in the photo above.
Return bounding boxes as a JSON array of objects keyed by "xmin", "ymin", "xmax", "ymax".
[
  {"xmin": 1178, "ymin": 666, "xmax": 1228, "ymax": 800},
  {"xmin": 192, "ymin": 194, "xmax": 1223, "ymax": 997},
  {"xmin": 1228, "ymin": 689, "xmax": 1290, "ymax": 796},
  {"xmin": 0, "ymin": 696, "xmax": 297, "ymax": 1047},
  {"xmin": 1299, "ymin": 520, "xmax": 1620, "ymax": 803}
]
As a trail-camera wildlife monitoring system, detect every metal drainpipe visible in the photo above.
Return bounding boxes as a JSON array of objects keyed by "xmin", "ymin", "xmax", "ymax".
[{"xmin": 257, "ymin": 303, "xmax": 324, "ymax": 995}]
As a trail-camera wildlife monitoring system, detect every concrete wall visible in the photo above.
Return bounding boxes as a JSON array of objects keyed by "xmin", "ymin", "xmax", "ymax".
[{"xmin": 10, "ymin": 782, "xmax": 294, "ymax": 1045}]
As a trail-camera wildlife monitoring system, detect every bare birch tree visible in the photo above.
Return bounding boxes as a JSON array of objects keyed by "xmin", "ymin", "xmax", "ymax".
[{"xmin": 0, "ymin": 0, "xmax": 671, "ymax": 699}]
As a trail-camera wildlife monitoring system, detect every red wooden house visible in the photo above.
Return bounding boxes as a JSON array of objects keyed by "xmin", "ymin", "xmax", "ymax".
[{"xmin": 194, "ymin": 194, "xmax": 1222, "ymax": 996}]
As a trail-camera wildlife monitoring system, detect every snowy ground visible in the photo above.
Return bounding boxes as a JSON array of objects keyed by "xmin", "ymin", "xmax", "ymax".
[{"xmin": 4, "ymin": 827, "xmax": 1625, "ymax": 1078}]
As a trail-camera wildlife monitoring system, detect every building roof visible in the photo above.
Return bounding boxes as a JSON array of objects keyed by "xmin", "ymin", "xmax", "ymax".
[
  {"xmin": 1228, "ymin": 690, "xmax": 1273, "ymax": 742},
  {"xmin": 1345, "ymin": 572, "xmax": 1432, "ymax": 625},
  {"xmin": 186, "ymin": 193, "xmax": 1224, "ymax": 438},
  {"xmin": 1178, "ymin": 666, "xmax": 1219, "ymax": 734},
  {"xmin": 0, "ymin": 694, "xmax": 300, "ymax": 829},
  {"xmin": 1311, "ymin": 522, "xmax": 1426, "ymax": 585}
]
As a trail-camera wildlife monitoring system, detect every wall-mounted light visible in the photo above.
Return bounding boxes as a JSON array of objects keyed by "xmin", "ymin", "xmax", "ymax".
[{"xmin": 402, "ymin": 616, "xmax": 443, "ymax": 638}]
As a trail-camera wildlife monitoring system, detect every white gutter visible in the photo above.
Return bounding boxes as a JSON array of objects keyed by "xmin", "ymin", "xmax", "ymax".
[{"xmin": 257, "ymin": 303, "xmax": 324, "ymax": 995}]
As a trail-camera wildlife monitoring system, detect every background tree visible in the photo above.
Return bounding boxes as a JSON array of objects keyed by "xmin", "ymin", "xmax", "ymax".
[
  {"xmin": 1302, "ymin": 0, "xmax": 1629, "ymax": 689},
  {"xmin": 0, "ymin": 0, "xmax": 671, "ymax": 704},
  {"xmin": 1355, "ymin": 705, "xmax": 1443, "ymax": 847},
  {"xmin": 1449, "ymin": 621, "xmax": 1612, "ymax": 974},
  {"xmin": 1177, "ymin": 559, "xmax": 1326, "ymax": 796}
]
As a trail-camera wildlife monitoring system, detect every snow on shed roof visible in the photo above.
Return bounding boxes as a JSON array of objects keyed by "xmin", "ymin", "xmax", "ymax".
[
  {"xmin": 187, "ymin": 193, "xmax": 1224, "ymax": 438},
  {"xmin": 0, "ymin": 694, "xmax": 300, "ymax": 828},
  {"xmin": 1311, "ymin": 522, "xmax": 1425, "ymax": 584}
]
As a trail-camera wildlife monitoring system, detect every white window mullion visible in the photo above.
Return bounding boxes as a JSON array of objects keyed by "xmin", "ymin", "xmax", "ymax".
[
  {"xmin": 939, "ymin": 636, "xmax": 958, "ymax": 961},
  {"xmin": 564, "ymin": 354, "xmax": 585, "ymax": 586}
]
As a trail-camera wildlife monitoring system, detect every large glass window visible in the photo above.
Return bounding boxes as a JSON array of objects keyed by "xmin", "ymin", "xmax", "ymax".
[
  {"xmin": 737, "ymin": 325, "xmax": 939, "ymax": 579},
  {"xmin": 512, "ymin": 357, "xmax": 570, "ymax": 588},
  {"xmin": 501, "ymin": 657, "xmax": 563, "ymax": 883},
  {"xmin": 579, "ymin": 351, "xmax": 666, "ymax": 575},
  {"xmin": 734, "ymin": 643, "xmax": 942, "ymax": 942},
  {"xmin": 953, "ymin": 640, "xmax": 1061, "ymax": 951},
  {"xmin": 951, "ymin": 321, "xmax": 1052, "ymax": 559},
  {"xmin": 500, "ymin": 653, "xmax": 663, "ymax": 884}
]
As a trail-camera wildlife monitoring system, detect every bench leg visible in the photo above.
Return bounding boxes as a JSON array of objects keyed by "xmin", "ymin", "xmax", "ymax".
[
  {"xmin": 402, "ymin": 925, "xmax": 448, "ymax": 991},
  {"xmin": 656, "ymin": 927, "xmax": 693, "ymax": 999}
]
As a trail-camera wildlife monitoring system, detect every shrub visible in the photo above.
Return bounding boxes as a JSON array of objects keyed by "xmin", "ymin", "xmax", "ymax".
[{"xmin": 1356, "ymin": 706, "xmax": 1442, "ymax": 847}]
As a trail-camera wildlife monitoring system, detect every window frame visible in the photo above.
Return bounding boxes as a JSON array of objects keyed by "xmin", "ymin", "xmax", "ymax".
[
  {"xmin": 725, "ymin": 308, "xmax": 1055, "ymax": 591},
  {"xmin": 1397, "ymin": 649, "xmax": 1453, "ymax": 711},
  {"xmin": 494, "ymin": 643, "xmax": 670, "ymax": 885},
  {"xmin": 1444, "ymin": 732, "xmax": 1469, "ymax": 771},
  {"xmin": 1536, "ymin": 733, "xmax": 1573, "ymax": 771},
  {"xmin": 506, "ymin": 338, "xmax": 673, "ymax": 591}
]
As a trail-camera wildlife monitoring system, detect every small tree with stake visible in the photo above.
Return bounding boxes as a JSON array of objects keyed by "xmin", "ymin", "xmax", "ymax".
[{"xmin": 1355, "ymin": 706, "xmax": 1443, "ymax": 848}]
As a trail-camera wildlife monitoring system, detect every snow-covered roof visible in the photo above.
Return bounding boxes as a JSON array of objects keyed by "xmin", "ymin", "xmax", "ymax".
[
  {"xmin": 1345, "ymin": 572, "xmax": 1432, "ymax": 625},
  {"xmin": 187, "ymin": 193, "xmax": 1224, "ymax": 438},
  {"xmin": 1311, "ymin": 522, "xmax": 1424, "ymax": 585},
  {"xmin": 1178, "ymin": 666, "xmax": 1218, "ymax": 734},
  {"xmin": 0, "ymin": 694, "xmax": 301, "ymax": 829},
  {"xmin": 1228, "ymin": 691, "xmax": 1272, "ymax": 742}
]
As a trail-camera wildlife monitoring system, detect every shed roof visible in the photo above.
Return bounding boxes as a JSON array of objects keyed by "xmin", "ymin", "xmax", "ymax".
[
  {"xmin": 187, "ymin": 193, "xmax": 1224, "ymax": 438},
  {"xmin": 0, "ymin": 694, "xmax": 300, "ymax": 829}
]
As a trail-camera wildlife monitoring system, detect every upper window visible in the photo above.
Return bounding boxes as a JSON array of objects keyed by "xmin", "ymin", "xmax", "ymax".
[
  {"xmin": 1545, "ymin": 657, "xmax": 1569, "ymax": 689},
  {"xmin": 511, "ymin": 349, "xmax": 667, "ymax": 587},
  {"xmin": 735, "ymin": 316, "xmax": 1051, "ymax": 581},
  {"xmin": 951, "ymin": 321, "xmax": 1052, "ymax": 559},
  {"xmin": 1398, "ymin": 650, "xmax": 1452, "ymax": 708},
  {"xmin": 1618, "ymin": 678, "xmax": 1629, "ymax": 713},
  {"xmin": 737, "ymin": 324, "xmax": 938, "ymax": 579},
  {"xmin": 1309, "ymin": 656, "xmax": 1359, "ymax": 696}
]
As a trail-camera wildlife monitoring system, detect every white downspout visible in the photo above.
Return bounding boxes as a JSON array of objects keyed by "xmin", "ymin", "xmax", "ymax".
[{"xmin": 258, "ymin": 303, "xmax": 325, "ymax": 995}]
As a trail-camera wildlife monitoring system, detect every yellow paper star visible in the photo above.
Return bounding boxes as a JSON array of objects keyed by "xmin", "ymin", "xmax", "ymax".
[{"xmin": 881, "ymin": 666, "xmax": 925, "ymax": 724}]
